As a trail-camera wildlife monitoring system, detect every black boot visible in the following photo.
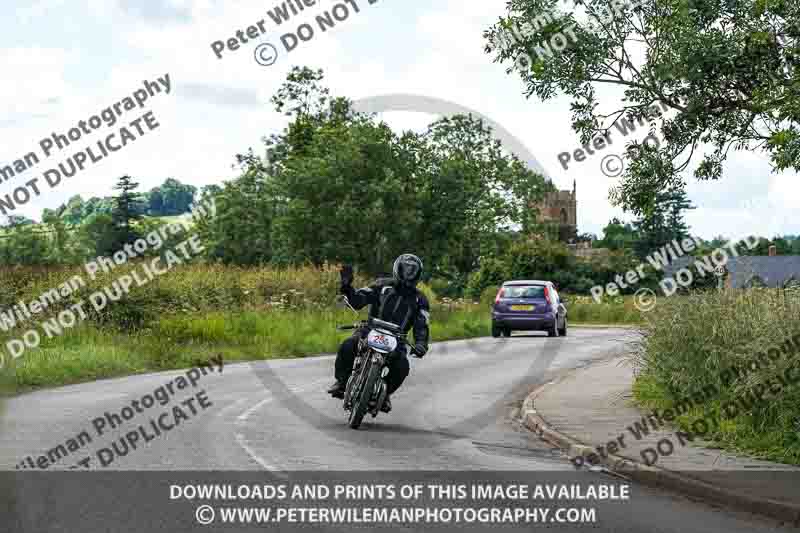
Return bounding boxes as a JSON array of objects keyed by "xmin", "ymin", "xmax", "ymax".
[
  {"xmin": 380, "ymin": 395, "xmax": 392, "ymax": 413},
  {"xmin": 327, "ymin": 380, "xmax": 345, "ymax": 398}
]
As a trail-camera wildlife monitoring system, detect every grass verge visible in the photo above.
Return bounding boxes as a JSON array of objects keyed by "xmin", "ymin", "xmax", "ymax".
[
  {"xmin": 0, "ymin": 305, "xmax": 493, "ymax": 394},
  {"xmin": 630, "ymin": 289, "xmax": 800, "ymax": 465},
  {"xmin": 564, "ymin": 295, "xmax": 643, "ymax": 325},
  {"xmin": 0, "ymin": 262, "xmax": 643, "ymax": 395}
]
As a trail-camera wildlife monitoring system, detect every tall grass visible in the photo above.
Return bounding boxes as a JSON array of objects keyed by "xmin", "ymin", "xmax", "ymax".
[
  {"xmin": 0, "ymin": 261, "xmax": 496, "ymax": 394},
  {"xmin": 2, "ymin": 305, "xmax": 492, "ymax": 393},
  {"xmin": 631, "ymin": 289, "xmax": 800, "ymax": 464},
  {"xmin": 563, "ymin": 295, "xmax": 643, "ymax": 325},
  {"xmin": 0, "ymin": 263, "xmax": 641, "ymax": 395}
]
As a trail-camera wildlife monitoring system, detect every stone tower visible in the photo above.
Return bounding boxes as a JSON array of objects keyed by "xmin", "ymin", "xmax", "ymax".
[{"xmin": 533, "ymin": 180, "xmax": 577, "ymax": 242}]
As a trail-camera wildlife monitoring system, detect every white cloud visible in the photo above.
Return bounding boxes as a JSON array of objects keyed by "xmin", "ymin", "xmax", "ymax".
[{"xmin": 0, "ymin": 47, "xmax": 70, "ymax": 117}]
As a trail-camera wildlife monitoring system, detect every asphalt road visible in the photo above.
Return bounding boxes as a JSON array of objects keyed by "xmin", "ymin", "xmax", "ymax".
[{"xmin": 0, "ymin": 328, "xmax": 794, "ymax": 532}]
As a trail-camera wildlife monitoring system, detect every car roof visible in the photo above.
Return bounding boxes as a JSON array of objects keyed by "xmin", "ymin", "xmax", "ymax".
[{"xmin": 502, "ymin": 280, "xmax": 551, "ymax": 286}]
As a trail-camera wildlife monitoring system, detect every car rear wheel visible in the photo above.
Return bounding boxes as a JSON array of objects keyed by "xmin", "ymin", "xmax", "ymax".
[
  {"xmin": 503, "ymin": 328, "xmax": 512, "ymax": 337},
  {"xmin": 558, "ymin": 318, "xmax": 567, "ymax": 337},
  {"xmin": 547, "ymin": 320, "xmax": 559, "ymax": 338},
  {"xmin": 491, "ymin": 323, "xmax": 501, "ymax": 338}
]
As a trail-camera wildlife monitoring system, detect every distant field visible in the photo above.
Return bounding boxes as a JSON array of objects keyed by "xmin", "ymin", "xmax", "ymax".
[{"xmin": 149, "ymin": 213, "xmax": 194, "ymax": 225}]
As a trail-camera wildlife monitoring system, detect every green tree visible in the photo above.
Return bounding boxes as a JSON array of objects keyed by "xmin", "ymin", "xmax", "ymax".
[
  {"xmin": 219, "ymin": 66, "xmax": 550, "ymax": 276},
  {"xmin": 421, "ymin": 114, "xmax": 553, "ymax": 273},
  {"xmin": 268, "ymin": 112, "xmax": 412, "ymax": 271},
  {"xmin": 42, "ymin": 210, "xmax": 76, "ymax": 263},
  {"xmin": 465, "ymin": 257, "xmax": 510, "ymax": 298},
  {"xmin": 596, "ymin": 218, "xmax": 638, "ymax": 250},
  {"xmin": 486, "ymin": 0, "xmax": 800, "ymax": 215},
  {"xmin": 791, "ymin": 236, "xmax": 800, "ymax": 255},
  {"xmin": 265, "ymin": 67, "xmax": 551, "ymax": 274},
  {"xmin": 632, "ymin": 187, "xmax": 694, "ymax": 258},
  {"xmin": 0, "ymin": 217, "xmax": 51, "ymax": 265},
  {"xmin": 83, "ymin": 197, "xmax": 114, "ymax": 221},
  {"xmin": 147, "ymin": 178, "xmax": 197, "ymax": 216},
  {"xmin": 60, "ymin": 195, "xmax": 86, "ymax": 224},
  {"xmin": 506, "ymin": 238, "xmax": 574, "ymax": 281},
  {"xmin": 197, "ymin": 169, "xmax": 273, "ymax": 265},
  {"xmin": 80, "ymin": 213, "xmax": 117, "ymax": 257},
  {"xmin": 740, "ymin": 236, "xmax": 794, "ymax": 255},
  {"xmin": 111, "ymin": 175, "xmax": 144, "ymax": 248}
]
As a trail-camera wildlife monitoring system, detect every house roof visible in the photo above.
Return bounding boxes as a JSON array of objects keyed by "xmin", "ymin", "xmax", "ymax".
[
  {"xmin": 661, "ymin": 256, "xmax": 693, "ymax": 278},
  {"xmin": 660, "ymin": 255, "xmax": 800, "ymax": 288},
  {"xmin": 726, "ymin": 256, "xmax": 800, "ymax": 288}
]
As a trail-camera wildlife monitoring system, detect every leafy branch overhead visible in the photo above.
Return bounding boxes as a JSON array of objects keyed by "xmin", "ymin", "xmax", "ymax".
[{"xmin": 485, "ymin": 0, "xmax": 800, "ymax": 215}]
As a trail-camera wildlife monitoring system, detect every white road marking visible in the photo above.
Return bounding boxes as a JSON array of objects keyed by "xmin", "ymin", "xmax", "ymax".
[
  {"xmin": 231, "ymin": 379, "xmax": 332, "ymax": 473},
  {"xmin": 235, "ymin": 379, "xmax": 329, "ymax": 423},
  {"xmin": 215, "ymin": 397, "xmax": 249, "ymax": 418},
  {"xmin": 234, "ymin": 433, "xmax": 287, "ymax": 478},
  {"xmin": 237, "ymin": 396, "xmax": 273, "ymax": 422}
]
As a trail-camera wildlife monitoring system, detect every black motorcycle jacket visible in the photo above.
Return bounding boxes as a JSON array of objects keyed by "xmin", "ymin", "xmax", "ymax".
[{"xmin": 341, "ymin": 278, "xmax": 430, "ymax": 356}]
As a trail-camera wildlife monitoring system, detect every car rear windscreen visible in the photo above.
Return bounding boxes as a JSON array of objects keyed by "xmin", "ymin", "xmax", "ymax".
[{"xmin": 503, "ymin": 285, "xmax": 545, "ymax": 298}]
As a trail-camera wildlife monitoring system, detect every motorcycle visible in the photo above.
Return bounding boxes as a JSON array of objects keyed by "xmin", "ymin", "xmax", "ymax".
[{"xmin": 336, "ymin": 296, "xmax": 410, "ymax": 429}]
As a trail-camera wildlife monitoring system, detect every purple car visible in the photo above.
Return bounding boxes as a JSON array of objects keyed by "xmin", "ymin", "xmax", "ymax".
[{"xmin": 490, "ymin": 280, "xmax": 567, "ymax": 338}]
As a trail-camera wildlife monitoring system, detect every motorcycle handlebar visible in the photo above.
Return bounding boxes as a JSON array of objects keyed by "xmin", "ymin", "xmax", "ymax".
[{"xmin": 335, "ymin": 323, "xmax": 409, "ymax": 340}]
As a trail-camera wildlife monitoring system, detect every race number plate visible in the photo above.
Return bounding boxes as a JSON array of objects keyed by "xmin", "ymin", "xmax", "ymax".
[
  {"xmin": 366, "ymin": 330, "xmax": 398, "ymax": 353},
  {"xmin": 510, "ymin": 305, "xmax": 534, "ymax": 311}
]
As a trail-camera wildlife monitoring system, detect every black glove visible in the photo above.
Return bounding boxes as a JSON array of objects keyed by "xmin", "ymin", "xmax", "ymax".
[
  {"xmin": 340, "ymin": 264, "xmax": 354, "ymax": 287},
  {"xmin": 411, "ymin": 346, "xmax": 425, "ymax": 358}
]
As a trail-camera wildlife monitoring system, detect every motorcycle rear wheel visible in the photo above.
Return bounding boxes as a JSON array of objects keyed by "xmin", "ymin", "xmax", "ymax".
[{"xmin": 349, "ymin": 358, "xmax": 380, "ymax": 429}]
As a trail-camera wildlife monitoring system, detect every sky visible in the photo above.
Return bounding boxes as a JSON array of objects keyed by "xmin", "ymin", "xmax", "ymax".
[{"xmin": 1, "ymin": 0, "xmax": 798, "ymax": 241}]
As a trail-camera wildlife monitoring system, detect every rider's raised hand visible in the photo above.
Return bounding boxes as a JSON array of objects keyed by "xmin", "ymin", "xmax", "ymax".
[{"xmin": 340, "ymin": 264, "xmax": 354, "ymax": 287}]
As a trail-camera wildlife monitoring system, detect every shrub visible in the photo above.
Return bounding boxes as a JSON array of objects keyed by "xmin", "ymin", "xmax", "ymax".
[
  {"xmin": 417, "ymin": 282, "xmax": 437, "ymax": 304},
  {"xmin": 479, "ymin": 285, "xmax": 501, "ymax": 308},
  {"xmin": 505, "ymin": 239, "xmax": 572, "ymax": 281},
  {"xmin": 465, "ymin": 258, "xmax": 508, "ymax": 298},
  {"xmin": 428, "ymin": 276, "xmax": 463, "ymax": 299}
]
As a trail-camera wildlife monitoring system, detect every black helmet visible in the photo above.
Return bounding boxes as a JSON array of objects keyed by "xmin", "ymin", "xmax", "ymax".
[{"xmin": 392, "ymin": 254, "xmax": 423, "ymax": 288}]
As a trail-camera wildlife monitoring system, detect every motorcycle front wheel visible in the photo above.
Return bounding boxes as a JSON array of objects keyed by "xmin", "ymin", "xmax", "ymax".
[{"xmin": 348, "ymin": 357, "xmax": 380, "ymax": 429}]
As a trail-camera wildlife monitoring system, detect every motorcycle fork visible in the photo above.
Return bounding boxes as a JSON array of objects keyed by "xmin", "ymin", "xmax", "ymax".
[{"xmin": 345, "ymin": 351, "xmax": 372, "ymax": 409}]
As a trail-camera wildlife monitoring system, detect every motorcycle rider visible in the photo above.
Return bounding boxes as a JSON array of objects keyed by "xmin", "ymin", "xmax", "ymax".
[{"xmin": 327, "ymin": 254, "xmax": 430, "ymax": 413}]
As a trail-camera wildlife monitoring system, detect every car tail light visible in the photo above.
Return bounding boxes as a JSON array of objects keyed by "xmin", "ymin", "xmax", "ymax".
[
  {"xmin": 544, "ymin": 286, "xmax": 551, "ymax": 304},
  {"xmin": 494, "ymin": 288, "xmax": 505, "ymax": 305}
]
